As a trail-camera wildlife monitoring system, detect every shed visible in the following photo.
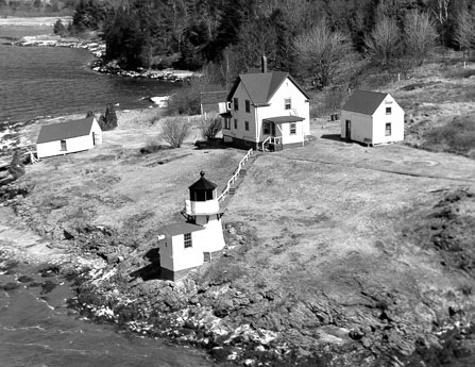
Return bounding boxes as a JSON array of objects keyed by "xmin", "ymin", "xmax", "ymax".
[
  {"xmin": 36, "ymin": 117, "xmax": 102, "ymax": 159},
  {"xmin": 340, "ymin": 90, "xmax": 404, "ymax": 146}
]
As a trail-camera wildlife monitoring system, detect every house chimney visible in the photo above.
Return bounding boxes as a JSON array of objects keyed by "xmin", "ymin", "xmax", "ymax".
[{"xmin": 261, "ymin": 55, "xmax": 268, "ymax": 73}]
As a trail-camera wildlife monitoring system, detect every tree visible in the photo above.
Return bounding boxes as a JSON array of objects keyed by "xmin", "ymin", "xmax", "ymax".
[
  {"xmin": 98, "ymin": 104, "xmax": 118, "ymax": 131},
  {"xmin": 364, "ymin": 15, "xmax": 401, "ymax": 66},
  {"xmin": 9, "ymin": 150, "xmax": 25, "ymax": 180},
  {"xmin": 199, "ymin": 114, "xmax": 222, "ymax": 140},
  {"xmin": 53, "ymin": 19, "xmax": 67, "ymax": 36},
  {"xmin": 292, "ymin": 21, "xmax": 353, "ymax": 89},
  {"xmin": 454, "ymin": 8, "xmax": 475, "ymax": 59},
  {"xmin": 160, "ymin": 117, "xmax": 190, "ymax": 148},
  {"xmin": 403, "ymin": 11, "xmax": 438, "ymax": 66}
]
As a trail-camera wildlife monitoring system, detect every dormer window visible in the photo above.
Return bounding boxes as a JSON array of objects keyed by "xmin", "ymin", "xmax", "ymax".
[
  {"xmin": 285, "ymin": 98, "xmax": 292, "ymax": 110},
  {"xmin": 234, "ymin": 98, "xmax": 239, "ymax": 111}
]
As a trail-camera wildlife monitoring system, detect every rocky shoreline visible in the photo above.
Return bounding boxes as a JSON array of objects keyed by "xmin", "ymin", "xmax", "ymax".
[
  {"xmin": 1, "ymin": 180, "xmax": 474, "ymax": 366},
  {"xmin": 13, "ymin": 34, "xmax": 199, "ymax": 82}
]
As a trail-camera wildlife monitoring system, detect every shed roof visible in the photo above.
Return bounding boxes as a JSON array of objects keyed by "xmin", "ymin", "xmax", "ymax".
[
  {"xmin": 201, "ymin": 90, "xmax": 228, "ymax": 104},
  {"xmin": 342, "ymin": 90, "xmax": 388, "ymax": 115},
  {"xmin": 37, "ymin": 117, "xmax": 96, "ymax": 144},
  {"xmin": 158, "ymin": 222, "xmax": 204, "ymax": 237},
  {"xmin": 263, "ymin": 116, "xmax": 305, "ymax": 123},
  {"xmin": 227, "ymin": 71, "xmax": 310, "ymax": 105},
  {"xmin": 188, "ymin": 171, "xmax": 217, "ymax": 191}
]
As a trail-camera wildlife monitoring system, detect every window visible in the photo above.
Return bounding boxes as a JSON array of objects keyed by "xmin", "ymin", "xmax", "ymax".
[
  {"xmin": 290, "ymin": 123, "xmax": 296, "ymax": 135},
  {"xmin": 284, "ymin": 98, "xmax": 292, "ymax": 110},
  {"xmin": 234, "ymin": 97, "xmax": 239, "ymax": 111},
  {"xmin": 184, "ymin": 233, "xmax": 192, "ymax": 248},
  {"xmin": 245, "ymin": 121, "xmax": 249, "ymax": 131},
  {"xmin": 60, "ymin": 140, "xmax": 67, "ymax": 151},
  {"xmin": 234, "ymin": 119, "xmax": 238, "ymax": 129},
  {"xmin": 385, "ymin": 123, "xmax": 391, "ymax": 136},
  {"xmin": 245, "ymin": 100, "xmax": 251, "ymax": 113},
  {"xmin": 264, "ymin": 121, "xmax": 270, "ymax": 134},
  {"xmin": 224, "ymin": 118, "xmax": 230, "ymax": 130},
  {"xmin": 386, "ymin": 107, "xmax": 392, "ymax": 115}
]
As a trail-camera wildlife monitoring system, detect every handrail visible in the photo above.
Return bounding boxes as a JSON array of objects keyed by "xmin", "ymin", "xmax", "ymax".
[
  {"xmin": 218, "ymin": 148, "xmax": 253, "ymax": 202},
  {"xmin": 261, "ymin": 136, "xmax": 271, "ymax": 151}
]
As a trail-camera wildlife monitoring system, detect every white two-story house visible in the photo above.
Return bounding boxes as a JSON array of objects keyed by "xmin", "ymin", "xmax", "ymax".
[{"xmin": 221, "ymin": 62, "xmax": 310, "ymax": 151}]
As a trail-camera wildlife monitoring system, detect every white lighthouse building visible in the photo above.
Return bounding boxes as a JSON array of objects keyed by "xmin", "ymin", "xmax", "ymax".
[{"xmin": 157, "ymin": 171, "xmax": 226, "ymax": 281}]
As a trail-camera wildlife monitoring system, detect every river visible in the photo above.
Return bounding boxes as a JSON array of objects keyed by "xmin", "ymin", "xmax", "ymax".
[{"xmin": 0, "ymin": 25, "xmax": 178, "ymax": 127}]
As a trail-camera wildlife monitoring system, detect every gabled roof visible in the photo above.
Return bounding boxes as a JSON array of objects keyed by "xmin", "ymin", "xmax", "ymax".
[
  {"xmin": 227, "ymin": 71, "xmax": 310, "ymax": 105},
  {"xmin": 158, "ymin": 222, "xmax": 204, "ymax": 237},
  {"xmin": 37, "ymin": 117, "xmax": 96, "ymax": 144},
  {"xmin": 342, "ymin": 90, "xmax": 388, "ymax": 115},
  {"xmin": 189, "ymin": 171, "xmax": 217, "ymax": 191}
]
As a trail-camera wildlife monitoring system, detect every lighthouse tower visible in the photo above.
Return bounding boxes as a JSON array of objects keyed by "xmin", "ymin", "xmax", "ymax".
[{"xmin": 183, "ymin": 171, "xmax": 226, "ymax": 254}]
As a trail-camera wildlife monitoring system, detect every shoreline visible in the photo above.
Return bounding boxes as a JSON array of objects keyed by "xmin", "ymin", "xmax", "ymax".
[{"xmin": 13, "ymin": 34, "xmax": 200, "ymax": 82}]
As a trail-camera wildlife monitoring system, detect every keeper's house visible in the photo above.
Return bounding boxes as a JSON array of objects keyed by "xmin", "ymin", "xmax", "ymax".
[
  {"xmin": 341, "ymin": 90, "xmax": 404, "ymax": 146},
  {"xmin": 36, "ymin": 117, "xmax": 102, "ymax": 159},
  {"xmin": 220, "ymin": 57, "xmax": 310, "ymax": 151}
]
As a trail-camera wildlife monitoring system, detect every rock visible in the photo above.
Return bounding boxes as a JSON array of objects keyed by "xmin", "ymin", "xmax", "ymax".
[{"xmin": 2, "ymin": 282, "xmax": 20, "ymax": 291}]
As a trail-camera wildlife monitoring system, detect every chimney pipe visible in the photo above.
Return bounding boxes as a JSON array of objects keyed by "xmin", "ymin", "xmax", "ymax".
[{"xmin": 261, "ymin": 55, "xmax": 268, "ymax": 73}]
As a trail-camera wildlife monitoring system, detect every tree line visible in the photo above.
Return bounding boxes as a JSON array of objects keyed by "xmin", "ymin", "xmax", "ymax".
[{"xmin": 59, "ymin": 0, "xmax": 475, "ymax": 89}]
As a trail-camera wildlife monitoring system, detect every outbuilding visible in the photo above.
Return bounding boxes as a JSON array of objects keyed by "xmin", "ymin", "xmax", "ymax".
[
  {"xmin": 341, "ymin": 90, "xmax": 404, "ymax": 146},
  {"xmin": 36, "ymin": 117, "xmax": 103, "ymax": 159}
]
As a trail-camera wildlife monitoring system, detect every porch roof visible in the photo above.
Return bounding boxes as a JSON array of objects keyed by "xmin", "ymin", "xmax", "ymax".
[{"xmin": 263, "ymin": 116, "xmax": 305, "ymax": 124}]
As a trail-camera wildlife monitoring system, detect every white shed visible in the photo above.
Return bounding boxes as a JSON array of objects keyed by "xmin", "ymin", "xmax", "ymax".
[
  {"xmin": 36, "ymin": 117, "xmax": 102, "ymax": 159},
  {"xmin": 341, "ymin": 90, "xmax": 404, "ymax": 146}
]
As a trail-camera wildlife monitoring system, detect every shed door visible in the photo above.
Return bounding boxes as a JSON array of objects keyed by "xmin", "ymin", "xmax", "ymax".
[{"xmin": 345, "ymin": 120, "xmax": 351, "ymax": 141}]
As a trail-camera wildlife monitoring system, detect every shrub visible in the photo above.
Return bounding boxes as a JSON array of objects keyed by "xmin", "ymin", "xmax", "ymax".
[
  {"xmin": 166, "ymin": 84, "xmax": 201, "ymax": 116},
  {"xmin": 199, "ymin": 114, "xmax": 222, "ymax": 140},
  {"xmin": 98, "ymin": 104, "xmax": 118, "ymax": 131},
  {"xmin": 9, "ymin": 150, "xmax": 25, "ymax": 179},
  {"xmin": 443, "ymin": 68, "xmax": 475, "ymax": 79},
  {"xmin": 160, "ymin": 117, "xmax": 190, "ymax": 148},
  {"xmin": 424, "ymin": 116, "xmax": 475, "ymax": 155}
]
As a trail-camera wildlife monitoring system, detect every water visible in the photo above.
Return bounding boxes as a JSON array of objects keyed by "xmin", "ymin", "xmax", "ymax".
[
  {"xmin": 0, "ymin": 24, "xmax": 211, "ymax": 367},
  {"xmin": 0, "ymin": 265, "xmax": 213, "ymax": 367},
  {"xmin": 0, "ymin": 25, "xmax": 178, "ymax": 126}
]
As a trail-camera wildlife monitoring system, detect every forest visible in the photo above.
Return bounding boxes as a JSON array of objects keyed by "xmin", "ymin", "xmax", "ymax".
[
  {"xmin": 6, "ymin": 0, "xmax": 474, "ymax": 90},
  {"xmin": 54, "ymin": 0, "xmax": 474, "ymax": 89}
]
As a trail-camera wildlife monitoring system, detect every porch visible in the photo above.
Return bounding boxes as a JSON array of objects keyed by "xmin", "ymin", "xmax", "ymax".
[{"xmin": 260, "ymin": 115, "xmax": 305, "ymax": 151}]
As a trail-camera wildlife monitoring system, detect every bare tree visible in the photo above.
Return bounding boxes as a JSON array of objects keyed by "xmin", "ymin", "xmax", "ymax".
[
  {"xmin": 364, "ymin": 15, "xmax": 400, "ymax": 66},
  {"xmin": 403, "ymin": 11, "xmax": 438, "ymax": 66},
  {"xmin": 160, "ymin": 117, "xmax": 190, "ymax": 148},
  {"xmin": 432, "ymin": 0, "xmax": 451, "ymax": 47},
  {"xmin": 292, "ymin": 21, "xmax": 353, "ymax": 89},
  {"xmin": 199, "ymin": 114, "xmax": 222, "ymax": 141},
  {"xmin": 454, "ymin": 9, "xmax": 475, "ymax": 59}
]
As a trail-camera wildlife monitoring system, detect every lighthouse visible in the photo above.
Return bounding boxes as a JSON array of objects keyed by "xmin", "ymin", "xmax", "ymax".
[
  {"xmin": 157, "ymin": 171, "xmax": 225, "ymax": 281},
  {"xmin": 183, "ymin": 171, "xmax": 226, "ymax": 255}
]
